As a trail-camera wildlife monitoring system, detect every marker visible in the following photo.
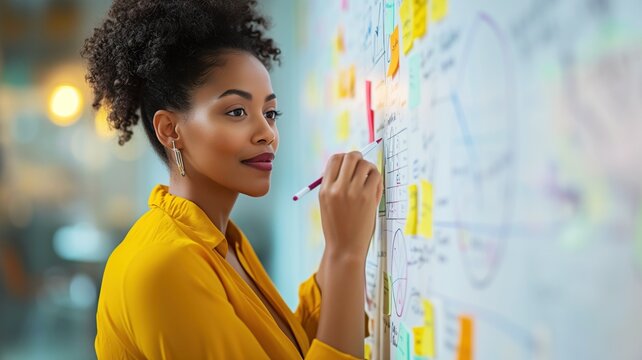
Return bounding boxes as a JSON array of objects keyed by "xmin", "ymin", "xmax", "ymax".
[{"xmin": 293, "ymin": 137, "xmax": 383, "ymax": 201}]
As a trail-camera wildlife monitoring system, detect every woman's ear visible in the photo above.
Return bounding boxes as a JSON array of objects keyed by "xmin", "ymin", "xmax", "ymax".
[{"xmin": 153, "ymin": 109, "xmax": 183, "ymax": 149}]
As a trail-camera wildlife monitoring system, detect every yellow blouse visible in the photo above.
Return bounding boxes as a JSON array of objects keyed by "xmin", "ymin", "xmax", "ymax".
[{"xmin": 95, "ymin": 184, "xmax": 359, "ymax": 359}]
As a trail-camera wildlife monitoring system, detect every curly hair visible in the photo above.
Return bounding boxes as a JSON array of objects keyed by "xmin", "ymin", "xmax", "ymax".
[{"xmin": 80, "ymin": 0, "xmax": 281, "ymax": 165}]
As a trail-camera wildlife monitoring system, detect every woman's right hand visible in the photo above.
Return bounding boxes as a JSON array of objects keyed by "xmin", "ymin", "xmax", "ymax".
[
  {"xmin": 315, "ymin": 151, "xmax": 383, "ymax": 357},
  {"xmin": 318, "ymin": 151, "xmax": 383, "ymax": 260}
]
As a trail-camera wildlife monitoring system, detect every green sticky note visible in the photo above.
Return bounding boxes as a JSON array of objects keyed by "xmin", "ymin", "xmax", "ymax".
[
  {"xmin": 397, "ymin": 322, "xmax": 411, "ymax": 360},
  {"xmin": 408, "ymin": 53, "xmax": 420, "ymax": 109},
  {"xmin": 385, "ymin": 0, "xmax": 395, "ymax": 38}
]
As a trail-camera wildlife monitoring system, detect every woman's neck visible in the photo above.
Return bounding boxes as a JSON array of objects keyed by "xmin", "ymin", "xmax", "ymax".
[{"xmin": 168, "ymin": 173, "xmax": 239, "ymax": 237}]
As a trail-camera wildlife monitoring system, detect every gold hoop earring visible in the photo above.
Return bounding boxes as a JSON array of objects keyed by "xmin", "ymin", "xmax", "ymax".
[{"xmin": 172, "ymin": 140, "xmax": 185, "ymax": 176}]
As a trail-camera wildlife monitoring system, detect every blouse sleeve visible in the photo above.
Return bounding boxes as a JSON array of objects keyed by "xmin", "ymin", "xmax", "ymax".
[
  {"xmin": 294, "ymin": 272, "xmax": 367, "ymax": 360},
  {"xmin": 294, "ymin": 272, "xmax": 324, "ymax": 342}
]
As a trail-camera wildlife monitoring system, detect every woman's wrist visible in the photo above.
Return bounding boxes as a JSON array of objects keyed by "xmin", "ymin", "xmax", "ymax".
[
  {"xmin": 316, "ymin": 247, "xmax": 366, "ymax": 358},
  {"xmin": 323, "ymin": 245, "xmax": 367, "ymax": 265},
  {"xmin": 317, "ymin": 247, "xmax": 365, "ymax": 295}
]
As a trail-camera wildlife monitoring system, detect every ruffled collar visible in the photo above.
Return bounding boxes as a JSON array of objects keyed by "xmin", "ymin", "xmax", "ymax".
[{"xmin": 147, "ymin": 184, "xmax": 240, "ymax": 257}]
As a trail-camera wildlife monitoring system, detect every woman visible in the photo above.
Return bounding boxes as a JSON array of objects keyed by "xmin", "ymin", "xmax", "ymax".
[{"xmin": 81, "ymin": 1, "xmax": 383, "ymax": 359}]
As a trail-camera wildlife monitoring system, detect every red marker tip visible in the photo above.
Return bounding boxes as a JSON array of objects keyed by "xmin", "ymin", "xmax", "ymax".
[{"xmin": 293, "ymin": 196, "xmax": 299, "ymax": 201}]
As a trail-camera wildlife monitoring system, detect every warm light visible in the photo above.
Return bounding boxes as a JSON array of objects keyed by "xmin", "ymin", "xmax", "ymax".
[
  {"xmin": 94, "ymin": 106, "xmax": 114, "ymax": 139},
  {"xmin": 48, "ymin": 84, "xmax": 83, "ymax": 126}
]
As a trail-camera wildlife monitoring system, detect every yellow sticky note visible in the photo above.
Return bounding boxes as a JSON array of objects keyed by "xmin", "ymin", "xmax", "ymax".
[
  {"xmin": 422, "ymin": 299, "xmax": 436, "ymax": 357},
  {"xmin": 335, "ymin": 27, "xmax": 345, "ymax": 52},
  {"xmin": 383, "ymin": 272, "xmax": 391, "ymax": 315},
  {"xmin": 413, "ymin": 0, "xmax": 428, "ymax": 39},
  {"xmin": 336, "ymin": 111, "xmax": 350, "ymax": 141},
  {"xmin": 431, "ymin": 0, "xmax": 448, "ymax": 21},
  {"xmin": 387, "ymin": 26, "xmax": 400, "ymax": 77},
  {"xmin": 404, "ymin": 184, "xmax": 418, "ymax": 235},
  {"xmin": 364, "ymin": 342, "xmax": 372, "ymax": 360},
  {"xmin": 378, "ymin": 150, "xmax": 386, "ymax": 212},
  {"xmin": 332, "ymin": 27, "xmax": 345, "ymax": 67},
  {"xmin": 423, "ymin": 298, "xmax": 435, "ymax": 326},
  {"xmin": 457, "ymin": 315, "xmax": 474, "ymax": 360},
  {"xmin": 413, "ymin": 325, "xmax": 435, "ymax": 357},
  {"xmin": 337, "ymin": 65, "xmax": 356, "ymax": 99},
  {"xmin": 400, "ymin": 0, "xmax": 413, "ymax": 54},
  {"xmin": 348, "ymin": 64, "xmax": 356, "ymax": 97},
  {"xmin": 413, "ymin": 327, "xmax": 425, "ymax": 356},
  {"xmin": 418, "ymin": 179, "xmax": 434, "ymax": 238}
]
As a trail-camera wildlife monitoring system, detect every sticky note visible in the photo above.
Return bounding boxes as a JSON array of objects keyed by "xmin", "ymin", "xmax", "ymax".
[
  {"xmin": 418, "ymin": 179, "xmax": 433, "ymax": 238},
  {"xmin": 387, "ymin": 26, "xmax": 400, "ymax": 77},
  {"xmin": 365, "ymin": 80, "xmax": 374, "ymax": 142},
  {"xmin": 348, "ymin": 65, "xmax": 356, "ymax": 97},
  {"xmin": 413, "ymin": 0, "xmax": 428, "ymax": 39},
  {"xmin": 338, "ymin": 65, "xmax": 356, "ymax": 98},
  {"xmin": 378, "ymin": 150, "xmax": 386, "ymax": 212},
  {"xmin": 373, "ymin": 80, "xmax": 386, "ymax": 110},
  {"xmin": 364, "ymin": 342, "xmax": 372, "ymax": 360},
  {"xmin": 383, "ymin": 272, "xmax": 391, "ymax": 315},
  {"xmin": 457, "ymin": 315, "xmax": 474, "ymax": 360},
  {"xmin": 397, "ymin": 322, "xmax": 411, "ymax": 360},
  {"xmin": 421, "ymin": 298, "xmax": 436, "ymax": 357},
  {"xmin": 332, "ymin": 28, "xmax": 345, "ymax": 67},
  {"xmin": 413, "ymin": 327, "xmax": 428, "ymax": 357},
  {"xmin": 336, "ymin": 110, "xmax": 350, "ymax": 141},
  {"xmin": 431, "ymin": 0, "xmax": 448, "ymax": 22},
  {"xmin": 384, "ymin": 0, "xmax": 395, "ymax": 38},
  {"xmin": 404, "ymin": 183, "xmax": 418, "ymax": 235},
  {"xmin": 408, "ymin": 53, "xmax": 420, "ymax": 109},
  {"xmin": 400, "ymin": 0, "xmax": 413, "ymax": 54},
  {"xmin": 423, "ymin": 299, "xmax": 435, "ymax": 328},
  {"xmin": 335, "ymin": 28, "xmax": 345, "ymax": 53}
]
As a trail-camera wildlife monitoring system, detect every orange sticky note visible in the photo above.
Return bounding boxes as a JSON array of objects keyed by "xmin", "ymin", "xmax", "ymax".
[
  {"xmin": 457, "ymin": 315, "xmax": 474, "ymax": 360},
  {"xmin": 413, "ymin": 0, "xmax": 428, "ymax": 39},
  {"xmin": 387, "ymin": 26, "xmax": 400, "ymax": 77},
  {"xmin": 400, "ymin": 0, "xmax": 413, "ymax": 54}
]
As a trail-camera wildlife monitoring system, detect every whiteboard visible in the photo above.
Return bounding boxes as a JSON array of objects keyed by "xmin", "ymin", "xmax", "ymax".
[{"xmin": 292, "ymin": 0, "xmax": 642, "ymax": 359}]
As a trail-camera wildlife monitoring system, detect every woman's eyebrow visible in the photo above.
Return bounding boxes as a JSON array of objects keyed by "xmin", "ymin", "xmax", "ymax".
[
  {"xmin": 217, "ymin": 90, "xmax": 277, "ymax": 103},
  {"xmin": 218, "ymin": 89, "xmax": 252, "ymax": 100}
]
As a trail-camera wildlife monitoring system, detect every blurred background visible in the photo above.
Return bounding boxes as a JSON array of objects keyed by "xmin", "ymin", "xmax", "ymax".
[{"xmin": 0, "ymin": 0, "xmax": 307, "ymax": 358}]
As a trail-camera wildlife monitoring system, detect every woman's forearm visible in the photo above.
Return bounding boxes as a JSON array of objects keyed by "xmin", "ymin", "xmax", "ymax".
[{"xmin": 315, "ymin": 249, "xmax": 366, "ymax": 358}]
